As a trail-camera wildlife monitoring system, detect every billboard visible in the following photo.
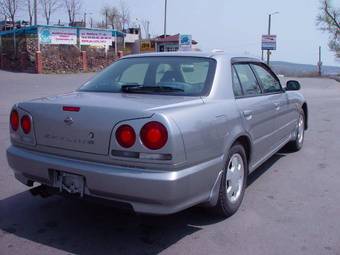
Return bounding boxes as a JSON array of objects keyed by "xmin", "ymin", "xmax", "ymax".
[
  {"xmin": 79, "ymin": 29, "xmax": 112, "ymax": 47},
  {"xmin": 179, "ymin": 34, "xmax": 192, "ymax": 51},
  {"xmin": 38, "ymin": 27, "xmax": 77, "ymax": 45},
  {"xmin": 262, "ymin": 35, "xmax": 277, "ymax": 50}
]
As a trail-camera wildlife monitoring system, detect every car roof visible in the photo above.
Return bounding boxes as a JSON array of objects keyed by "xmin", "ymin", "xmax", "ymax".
[{"xmin": 122, "ymin": 51, "xmax": 263, "ymax": 63}]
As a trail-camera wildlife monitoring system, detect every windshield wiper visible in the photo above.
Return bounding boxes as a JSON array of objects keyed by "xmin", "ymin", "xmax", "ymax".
[{"xmin": 122, "ymin": 85, "xmax": 184, "ymax": 93}]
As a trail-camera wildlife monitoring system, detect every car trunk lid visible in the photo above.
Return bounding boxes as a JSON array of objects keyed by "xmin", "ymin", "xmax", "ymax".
[{"xmin": 19, "ymin": 92, "xmax": 202, "ymax": 155}]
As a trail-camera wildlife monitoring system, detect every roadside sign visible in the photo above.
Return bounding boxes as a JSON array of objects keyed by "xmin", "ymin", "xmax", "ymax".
[
  {"xmin": 38, "ymin": 27, "xmax": 77, "ymax": 45},
  {"xmin": 79, "ymin": 29, "xmax": 112, "ymax": 47},
  {"xmin": 179, "ymin": 34, "xmax": 192, "ymax": 51},
  {"xmin": 262, "ymin": 35, "xmax": 277, "ymax": 50}
]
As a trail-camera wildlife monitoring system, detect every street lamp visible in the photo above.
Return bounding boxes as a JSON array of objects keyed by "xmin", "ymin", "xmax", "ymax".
[
  {"xmin": 266, "ymin": 11, "xmax": 279, "ymax": 65},
  {"xmin": 164, "ymin": 0, "xmax": 167, "ymax": 38}
]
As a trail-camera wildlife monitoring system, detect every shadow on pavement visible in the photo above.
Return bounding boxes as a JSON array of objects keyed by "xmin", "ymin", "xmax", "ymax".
[
  {"xmin": 0, "ymin": 152, "xmax": 286, "ymax": 254},
  {"xmin": 247, "ymin": 153, "xmax": 286, "ymax": 187},
  {"xmin": 0, "ymin": 190, "xmax": 221, "ymax": 254}
]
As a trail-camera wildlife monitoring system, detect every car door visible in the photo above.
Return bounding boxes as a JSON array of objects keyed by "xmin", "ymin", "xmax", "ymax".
[
  {"xmin": 233, "ymin": 64, "xmax": 279, "ymax": 167},
  {"xmin": 250, "ymin": 64, "xmax": 295, "ymax": 144}
]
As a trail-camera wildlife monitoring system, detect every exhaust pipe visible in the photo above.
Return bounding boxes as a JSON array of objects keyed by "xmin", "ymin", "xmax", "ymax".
[{"xmin": 29, "ymin": 185, "xmax": 53, "ymax": 198}]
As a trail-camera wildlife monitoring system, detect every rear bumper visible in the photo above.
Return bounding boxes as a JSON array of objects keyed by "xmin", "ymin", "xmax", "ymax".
[{"xmin": 7, "ymin": 145, "xmax": 223, "ymax": 215}]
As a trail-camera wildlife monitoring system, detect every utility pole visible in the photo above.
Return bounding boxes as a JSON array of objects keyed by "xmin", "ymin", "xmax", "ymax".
[
  {"xmin": 146, "ymin": 20, "xmax": 150, "ymax": 39},
  {"xmin": 164, "ymin": 0, "xmax": 167, "ymax": 38},
  {"xmin": 34, "ymin": 0, "xmax": 37, "ymax": 25},
  {"xmin": 83, "ymin": 12, "xmax": 87, "ymax": 28},
  {"xmin": 105, "ymin": 10, "xmax": 108, "ymax": 29},
  {"xmin": 266, "ymin": 12, "xmax": 279, "ymax": 66},
  {"xmin": 318, "ymin": 46, "xmax": 323, "ymax": 76},
  {"xmin": 266, "ymin": 14, "xmax": 272, "ymax": 65}
]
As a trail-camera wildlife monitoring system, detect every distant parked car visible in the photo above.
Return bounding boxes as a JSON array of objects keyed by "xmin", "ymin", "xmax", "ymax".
[
  {"xmin": 7, "ymin": 52, "xmax": 308, "ymax": 217},
  {"xmin": 0, "ymin": 20, "xmax": 29, "ymax": 31},
  {"xmin": 0, "ymin": 20, "xmax": 13, "ymax": 31}
]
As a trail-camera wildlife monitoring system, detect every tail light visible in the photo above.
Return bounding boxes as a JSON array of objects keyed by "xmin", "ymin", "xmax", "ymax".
[
  {"xmin": 10, "ymin": 109, "xmax": 19, "ymax": 131},
  {"xmin": 140, "ymin": 122, "xmax": 168, "ymax": 150},
  {"xmin": 21, "ymin": 115, "xmax": 31, "ymax": 134},
  {"xmin": 116, "ymin": 125, "xmax": 136, "ymax": 148}
]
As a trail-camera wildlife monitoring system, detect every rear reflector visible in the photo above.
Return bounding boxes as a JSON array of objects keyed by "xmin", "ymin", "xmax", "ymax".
[
  {"xmin": 21, "ymin": 115, "xmax": 31, "ymax": 134},
  {"xmin": 10, "ymin": 109, "xmax": 19, "ymax": 131},
  {"xmin": 63, "ymin": 106, "xmax": 80, "ymax": 112}
]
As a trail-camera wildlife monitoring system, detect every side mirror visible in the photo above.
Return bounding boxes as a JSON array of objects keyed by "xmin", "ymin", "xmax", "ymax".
[{"xmin": 286, "ymin": 80, "xmax": 301, "ymax": 91}]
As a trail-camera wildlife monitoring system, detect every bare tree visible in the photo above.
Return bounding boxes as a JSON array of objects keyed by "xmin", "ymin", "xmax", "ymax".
[
  {"xmin": 95, "ymin": 20, "xmax": 105, "ymax": 29},
  {"xmin": 317, "ymin": 0, "xmax": 340, "ymax": 58},
  {"xmin": 64, "ymin": 0, "xmax": 81, "ymax": 25},
  {"xmin": 118, "ymin": 0, "xmax": 130, "ymax": 30},
  {"xmin": 40, "ymin": 0, "xmax": 60, "ymax": 25},
  {"xmin": 26, "ymin": 0, "xmax": 33, "ymax": 25},
  {"xmin": 101, "ymin": 5, "xmax": 119, "ymax": 29},
  {"xmin": 0, "ymin": 0, "xmax": 21, "ymax": 25}
]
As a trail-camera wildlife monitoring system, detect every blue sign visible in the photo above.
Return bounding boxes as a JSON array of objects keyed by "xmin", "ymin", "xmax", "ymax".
[
  {"xmin": 179, "ymin": 34, "xmax": 192, "ymax": 51},
  {"xmin": 262, "ymin": 35, "xmax": 277, "ymax": 51},
  {"xmin": 39, "ymin": 28, "xmax": 52, "ymax": 44}
]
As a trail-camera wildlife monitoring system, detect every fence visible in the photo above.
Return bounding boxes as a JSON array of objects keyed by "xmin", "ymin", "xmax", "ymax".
[{"xmin": 0, "ymin": 25, "xmax": 125, "ymax": 73}]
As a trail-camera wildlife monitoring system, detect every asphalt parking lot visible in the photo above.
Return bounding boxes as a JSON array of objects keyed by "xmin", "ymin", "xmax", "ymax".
[{"xmin": 0, "ymin": 70, "xmax": 340, "ymax": 255}]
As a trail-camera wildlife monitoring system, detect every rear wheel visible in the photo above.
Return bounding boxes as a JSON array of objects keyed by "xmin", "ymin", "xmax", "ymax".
[
  {"xmin": 288, "ymin": 111, "xmax": 305, "ymax": 151},
  {"xmin": 212, "ymin": 143, "xmax": 248, "ymax": 217}
]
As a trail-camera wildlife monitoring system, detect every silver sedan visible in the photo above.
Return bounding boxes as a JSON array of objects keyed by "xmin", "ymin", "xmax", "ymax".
[{"xmin": 7, "ymin": 52, "xmax": 308, "ymax": 217}]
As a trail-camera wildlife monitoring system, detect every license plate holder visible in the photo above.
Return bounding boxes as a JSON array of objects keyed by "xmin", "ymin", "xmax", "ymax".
[{"xmin": 53, "ymin": 171, "xmax": 85, "ymax": 197}]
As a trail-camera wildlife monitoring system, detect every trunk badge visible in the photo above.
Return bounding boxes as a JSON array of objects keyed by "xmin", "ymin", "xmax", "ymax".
[{"xmin": 64, "ymin": 116, "xmax": 74, "ymax": 126}]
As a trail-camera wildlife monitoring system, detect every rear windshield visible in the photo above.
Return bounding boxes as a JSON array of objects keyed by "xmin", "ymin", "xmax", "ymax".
[{"xmin": 78, "ymin": 56, "xmax": 217, "ymax": 96}]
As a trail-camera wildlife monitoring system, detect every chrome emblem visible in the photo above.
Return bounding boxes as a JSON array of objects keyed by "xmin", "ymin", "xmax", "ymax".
[
  {"xmin": 64, "ymin": 116, "xmax": 74, "ymax": 126},
  {"xmin": 89, "ymin": 132, "xmax": 94, "ymax": 139}
]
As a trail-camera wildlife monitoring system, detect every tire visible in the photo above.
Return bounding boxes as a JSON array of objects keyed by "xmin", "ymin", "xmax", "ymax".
[
  {"xmin": 287, "ymin": 110, "xmax": 305, "ymax": 152},
  {"xmin": 212, "ymin": 143, "xmax": 248, "ymax": 217}
]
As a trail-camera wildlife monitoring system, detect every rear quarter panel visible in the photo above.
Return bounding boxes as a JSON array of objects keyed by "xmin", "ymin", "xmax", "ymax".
[{"xmin": 157, "ymin": 55, "xmax": 250, "ymax": 169}]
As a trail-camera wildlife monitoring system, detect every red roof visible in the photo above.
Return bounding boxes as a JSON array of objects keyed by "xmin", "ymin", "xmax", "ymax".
[{"xmin": 153, "ymin": 34, "xmax": 198, "ymax": 44}]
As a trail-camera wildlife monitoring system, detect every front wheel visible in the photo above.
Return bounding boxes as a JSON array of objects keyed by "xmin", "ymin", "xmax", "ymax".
[
  {"xmin": 287, "ymin": 111, "xmax": 305, "ymax": 152},
  {"xmin": 212, "ymin": 143, "xmax": 248, "ymax": 217}
]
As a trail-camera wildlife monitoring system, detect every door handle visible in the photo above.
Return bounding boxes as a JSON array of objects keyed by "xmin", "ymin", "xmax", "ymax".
[
  {"xmin": 243, "ymin": 110, "xmax": 253, "ymax": 120},
  {"xmin": 274, "ymin": 102, "xmax": 280, "ymax": 111}
]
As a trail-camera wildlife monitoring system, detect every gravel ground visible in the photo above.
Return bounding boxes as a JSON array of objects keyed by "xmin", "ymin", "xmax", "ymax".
[{"xmin": 0, "ymin": 70, "xmax": 340, "ymax": 255}]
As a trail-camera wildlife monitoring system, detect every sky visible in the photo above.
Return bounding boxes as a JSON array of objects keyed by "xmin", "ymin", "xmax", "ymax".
[{"xmin": 18, "ymin": 0, "xmax": 340, "ymax": 66}]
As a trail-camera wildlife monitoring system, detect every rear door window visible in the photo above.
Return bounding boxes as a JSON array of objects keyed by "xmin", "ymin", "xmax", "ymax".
[
  {"xmin": 234, "ymin": 64, "xmax": 262, "ymax": 96},
  {"xmin": 251, "ymin": 64, "xmax": 282, "ymax": 93},
  {"xmin": 232, "ymin": 66, "xmax": 243, "ymax": 97}
]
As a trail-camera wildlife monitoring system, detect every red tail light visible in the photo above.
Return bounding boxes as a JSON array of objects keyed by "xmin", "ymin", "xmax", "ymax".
[
  {"xmin": 21, "ymin": 115, "xmax": 31, "ymax": 134},
  {"xmin": 116, "ymin": 125, "xmax": 136, "ymax": 148},
  {"xmin": 10, "ymin": 109, "xmax": 19, "ymax": 131},
  {"xmin": 140, "ymin": 122, "xmax": 168, "ymax": 150}
]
